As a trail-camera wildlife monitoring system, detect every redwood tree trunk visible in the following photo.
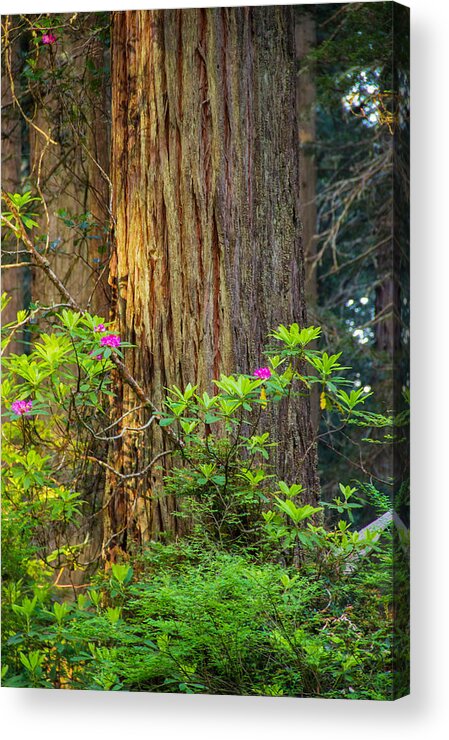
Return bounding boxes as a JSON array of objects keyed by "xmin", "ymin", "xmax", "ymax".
[
  {"xmin": 296, "ymin": 8, "xmax": 320, "ymax": 431},
  {"xmin": 296, "ymin": 8, "xmax": 317, "ymax": 308},
  {"xmin": 106, "ymin": 7, "xmax": 319, "ymax": 548}
]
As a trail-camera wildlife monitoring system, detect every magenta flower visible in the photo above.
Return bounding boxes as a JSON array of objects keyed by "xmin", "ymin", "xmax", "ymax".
[
  {"xmin": 94, "ymin": 324, "xmax": 106, "ymax": 333},
  {"xmin": 89, "ymin": 350, "xmax": 104, "ymax": 360},
  {"xmin": 11, "ymin": 399, "xmax": 33, "ymax": 415},
  {"xmin": 42, "ymin": 32, "xmax": 56, "ymax": 45},
  {"xmin": 100, "ymin": 334, "xmax": 121, "ymax": 348},
  {"xmin": 254, "ymin": 367, "xmax": 271, "ymax": 380}
]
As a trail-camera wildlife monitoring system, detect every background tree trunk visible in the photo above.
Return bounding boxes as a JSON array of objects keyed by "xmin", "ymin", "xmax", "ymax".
[
  {"xmin": 1, "ymin": 24, "xmax": 28, "ymax": 355},
  {"xmin": 105, "ymin": 6, "xmax": 319, "ymax": 548},
  {"xmin": 29, "ymin": 19, "xmax": 110, "ymax": 316}
]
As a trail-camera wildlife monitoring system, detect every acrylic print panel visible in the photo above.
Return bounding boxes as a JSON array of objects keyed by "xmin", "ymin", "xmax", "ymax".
[{"xmin": 1, "ymin": 3, "xmax": 409, "ymax": 699}]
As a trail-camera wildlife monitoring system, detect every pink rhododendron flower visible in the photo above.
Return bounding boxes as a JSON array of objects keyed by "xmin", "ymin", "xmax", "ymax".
[
  {"xmin": 94, "ymin": 324, "xmax": 106, "ymax": 333},
  {"xmin": 100, "ymin": 334, "xmax": 121, "ymax": 348},
  {"xmin": 11, "ymin": 399, "xmax": 33, "ymax": 415},
  {"xmin": 42, "ymin": 32, "xmax": 56, "ymax": 45},
  {"xmin": 254, "ymin": 367, "xmax": 271, "ymax": 380},
  {"xmin": 89, "ymin": 350, "xmax": 104, "ymax": 360}
]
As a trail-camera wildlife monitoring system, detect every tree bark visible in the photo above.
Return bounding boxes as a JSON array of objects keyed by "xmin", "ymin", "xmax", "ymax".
[
  {"xmin": 106, "ymin": 7, "xmax": 319, "ymax": 548},
  {"xmin": 296, "ymin": 8, "xmax": 320, "ymax": 431},
  {"xmin": 1, "ymin": 21, "xmax": 27, "ymax": 355},
  {"xmin": 28, "ymin": 18, "xmax": 110, "ymax": 315},
  {"xmin": 296, "ymin": 9, "xmax": 317, "ymax": 308}
]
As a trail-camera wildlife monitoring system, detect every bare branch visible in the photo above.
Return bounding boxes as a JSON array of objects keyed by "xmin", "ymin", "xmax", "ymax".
[
  {"xmin": 88, "ymin": 450, "xmax": 172, "ymax": 480},
  {"xmin": 1, "ymin": 190, "xmax": 184, "ymax": 448}
]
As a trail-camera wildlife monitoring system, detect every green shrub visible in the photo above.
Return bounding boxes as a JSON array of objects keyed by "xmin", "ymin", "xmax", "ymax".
[
  {"xmin": 1, "ymin": 309, "xmax": 405, "ymax": 698},
  {"xmin": 72, "ymin": 546, "xmax": 394, "ymax": 698}
]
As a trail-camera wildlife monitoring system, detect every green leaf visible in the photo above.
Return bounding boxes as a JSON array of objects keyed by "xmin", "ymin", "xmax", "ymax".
[
  {"xmin": 159, "ymin": 417, "xmax": 175, "ymax": 427},
  {"xmin": 204, "ymin": 413, "xmax": 221, "ymax": 424}
]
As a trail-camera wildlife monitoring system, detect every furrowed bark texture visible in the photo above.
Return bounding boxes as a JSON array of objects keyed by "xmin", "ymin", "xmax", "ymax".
[
  {"xmin": 296, "ymin": 9, "xmax": 320, "ymax": 431},
  {"xmin": 296, "ymin": 9, "xmax": 317, "ymax": 308},
  {"xmin": 107, "ymin": 7, "xmax": 319, "ymax": 547}
]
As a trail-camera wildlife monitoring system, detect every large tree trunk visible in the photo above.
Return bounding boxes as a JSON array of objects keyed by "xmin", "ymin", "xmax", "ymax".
[
  {"xmin": 296, "ymin": 8, "xmax": 317, "ymax": 308},
  {"xmin": 105, "ymin": 7, "xmax": 319, "ymax": 549},
  {"xmin": 296, "ymin": 8, "xmax": 320, "ymax": 431}
]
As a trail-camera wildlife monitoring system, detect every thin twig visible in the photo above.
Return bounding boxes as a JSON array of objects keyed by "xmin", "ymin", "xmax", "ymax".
[
  {"xmin": 87, "ymin": 449, "xmax": 172, "ymax": 480},
  {"xmin": 1, "ymin": 190, "xmax": 184, "ymax": 449}
]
